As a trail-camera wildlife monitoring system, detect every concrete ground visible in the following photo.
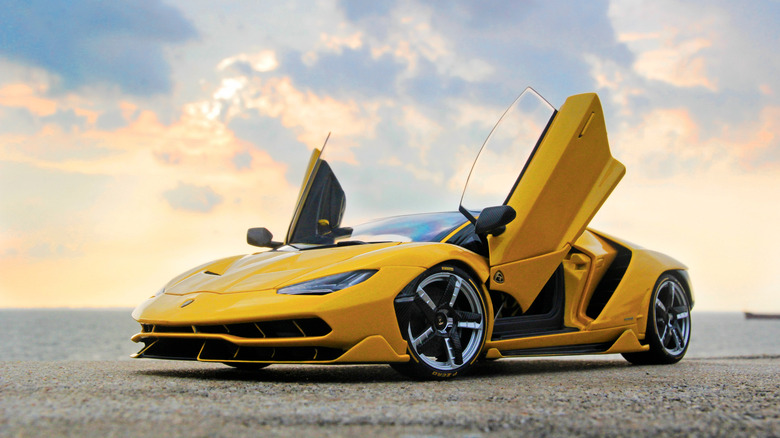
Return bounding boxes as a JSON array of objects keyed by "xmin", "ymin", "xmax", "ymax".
[{"xmin": 1, "ymin": 356, "xmax": 778, "ymax": 437}]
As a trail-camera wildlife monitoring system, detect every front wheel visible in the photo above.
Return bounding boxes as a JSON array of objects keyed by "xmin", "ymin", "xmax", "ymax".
[
  {"xmin": 623, "ymin": 274, "xmax": 691, "ymax": 365},
  {"xmin": 392, "ymin": 265, "xmax": 487, "ymax": 379}
]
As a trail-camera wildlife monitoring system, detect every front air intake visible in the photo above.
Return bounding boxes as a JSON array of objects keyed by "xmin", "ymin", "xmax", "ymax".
[
  {"xmin": 137, "ymin": 338, "xmax": 342, "ymax": 362},
  {"xmin": 146, "ymin": 317, "xmax": 332, "ymax": 338}
]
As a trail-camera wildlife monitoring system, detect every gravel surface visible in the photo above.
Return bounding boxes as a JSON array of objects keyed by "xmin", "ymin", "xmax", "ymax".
[{"xmin": 1, "ymin": 357, "xmax": 778, "ymax": 437}]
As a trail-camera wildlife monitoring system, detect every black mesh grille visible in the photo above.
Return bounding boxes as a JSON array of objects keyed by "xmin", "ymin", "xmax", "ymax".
[
  {"xmin": 223, "ymin": 323, "xmax": 261, "ymax": 337},
  {"xmin": 153, "ymin": 325, "xmax": 194, "ymax": 334},
  {"xmin": 195, "ymin": 325, "xmax": 228, "ymax": 334},
  {"xmin": 142, "ymin": 338, "xmax": 203, "ymax": 360},
  {"xmin": 148, "ymin": 318, "xmax": 332, "ymax": 338},
  {"xmin": 291, "ymin": 318, "xmax": 331, "ymax": 337},
  {"xmin": 138, "ymin": 338, "xmax": 342, "ymax": 362}
]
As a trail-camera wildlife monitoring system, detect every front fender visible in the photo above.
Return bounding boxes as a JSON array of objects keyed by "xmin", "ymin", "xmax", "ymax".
[{"xmin": 275, "ymin": 242, "xmax": 491, "ymax": 288}]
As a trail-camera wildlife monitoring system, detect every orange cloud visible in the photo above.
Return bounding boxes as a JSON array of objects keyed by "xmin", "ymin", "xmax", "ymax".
[
  {"xmin": 0, "ymin": 83, "xmax": 57, "ymax": 116},
  {"xmin": 631, "ymin": 36, "xmax": 717, "ymax": 90},
  {"xmin": 612, "ymin": 105, "xmax": 780, "ymax": 178},
  {"xmin": 727, "ymin": 106, "xmax": 780, "ymax": 169},
  {"xmin": 0, "ymin": 83, "xmax": 302, "ymax": 308}
]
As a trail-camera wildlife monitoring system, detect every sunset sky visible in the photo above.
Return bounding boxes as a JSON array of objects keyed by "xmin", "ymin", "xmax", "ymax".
[{"xmin": 1, "ymin": 0, "xmax": 778, "ymax": 311}]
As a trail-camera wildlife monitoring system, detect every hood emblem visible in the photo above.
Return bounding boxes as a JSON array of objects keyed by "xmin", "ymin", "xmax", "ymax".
[{"xmin": 180, "ymin": 299, "xmax": 195, "ymax": 308}]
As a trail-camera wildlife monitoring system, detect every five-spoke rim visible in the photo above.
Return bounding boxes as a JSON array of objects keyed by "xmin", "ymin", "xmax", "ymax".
[
  {"xmin": 406, "ymin": 272, "xmax": 485, "ymax": 371},
  {"xmin": 653, "ymin": 278, "xmax": 690, "ymax": 356}
]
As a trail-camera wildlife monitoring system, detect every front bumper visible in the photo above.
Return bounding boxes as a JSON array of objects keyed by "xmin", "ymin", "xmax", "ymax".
[{"xmin": 131, "ymin": 266, "xmax": 423, "ymax": 364}]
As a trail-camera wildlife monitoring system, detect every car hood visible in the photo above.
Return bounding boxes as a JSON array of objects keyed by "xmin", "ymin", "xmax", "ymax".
[{"xmin": 163, "ymin": 242, "xmax": 402, "ymax": 295}]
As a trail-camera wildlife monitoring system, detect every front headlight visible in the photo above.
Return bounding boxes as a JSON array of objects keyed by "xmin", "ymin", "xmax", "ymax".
[
  {"xmin": 277, "ymin": 270, "xmax": 377, "ymax": 295},
  {"xmin": 153, "ymin": 286, "xmax": 165, "ymax": 297}
]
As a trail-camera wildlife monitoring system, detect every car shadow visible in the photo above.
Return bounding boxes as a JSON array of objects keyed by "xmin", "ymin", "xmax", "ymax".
[
  {"xmin": 135, "ymin": 363, "xmax": 407, "ymax": 383},
  {"xmin": 470, "ymin": 357, "xmax": 631, "ymax": 378},
  {"xmin": 134, "ymin": 357, "xmax": 632, "ymax": 383}
]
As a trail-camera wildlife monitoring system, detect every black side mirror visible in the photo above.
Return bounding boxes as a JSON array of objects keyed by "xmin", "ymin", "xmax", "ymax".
[
  {"xmin": 247, "ymin": 227, "xmax": 283, "ymax": 248},
  {"xmin": 474, "ymin": 205, "xmax": 516, "ymax": 236}
]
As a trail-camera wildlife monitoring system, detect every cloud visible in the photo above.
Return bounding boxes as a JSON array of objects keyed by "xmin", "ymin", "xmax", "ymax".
[
  {"xmin": 163, "ymin": 182, "xmax": 223, "ymax": 213},
  {"xmin": 340, "ymin": 0, "xmax": 395, "ymax": 21},
  {"xmin": 196, "ymin": 74, "xmax": 382, "ymax": 162},
  {"xmin": 606, "ymin": 0, "xmax": 779, "ymax": 94},
  {"xmin": 284, "ymin": 47, "xmax": 402, "ymax": 96},
  {"xmin": 584, "ymin": 54, "xmax": 645, "ymax": 114},
  {"xmin": 729, "ymin": 106, "xmax": 780, "ymax": 169},
  {"xmin": 218, "ymin": 50, "xmax": 279, "ymax": 73},
  {"xmin": 0, "ymin": 161, "xmax": 110, "ymax": 232},
  {"xmin": 0, "ymin": 0, "xmax": 197, "ymax": 95},
  {"xmin": 627, "ymin": 34, "xmax": 716, "ymax": 91},
  {"xmin": 612, "ymin": 108, "xmax": 715, "ymax": 178},
  {"xmin": 365, "ymin": 1, "xmax": 495, "ymax": 83},
  {"xmin": 1, "ymin": 0, "xmax": 778, "ymax": 312},
  {"xmin": 611, "ymin": 105, "xmax": 780, "ymax": 177},
  {"xmin": 0, "ymin": 83, "xmax": 57, "ymax": 116}
]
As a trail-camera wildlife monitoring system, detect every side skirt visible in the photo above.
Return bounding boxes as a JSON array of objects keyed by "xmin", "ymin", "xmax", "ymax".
[
  {"xmin": 500, "ymin": 342, "xmax": 612, "ymax": 357},
  {"xmin": 493, "ymin": 329, "xmax": 649, "ymax": 358}
]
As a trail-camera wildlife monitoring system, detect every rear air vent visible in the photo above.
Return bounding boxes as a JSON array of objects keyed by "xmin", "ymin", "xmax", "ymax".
[{"xmin": 586, "ymin": 238, "xmax": 632, "ymax": 319}]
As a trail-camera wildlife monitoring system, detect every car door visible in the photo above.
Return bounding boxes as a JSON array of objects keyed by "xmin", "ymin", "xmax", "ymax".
[
  {"xmin": 462, "ymin": 90, "xmax": 625, "ymax": 311},
  {"xmin": 285, "ymin": 139, "xmax": 347, "ymax": 245}
]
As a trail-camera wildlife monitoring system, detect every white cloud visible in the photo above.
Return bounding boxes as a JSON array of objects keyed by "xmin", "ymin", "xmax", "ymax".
[
  {"xmin": 401, "ymin": 105, "xmax": 442, "ymax": 165},
  {"xmin": 606, "ymin": 0, "xmax": 736, "ymax": 92},
  {"xmin": 365, "ymin": 0, "xmax": 494, "ymax": 82},
  {"xmin": 631, "ymin": 36, "xmax": 716, "ymax": 90},
  {"xmin": 584, "ymin": 54, "xmax": 645, "ymax": 114},
  {"xmin": 163, "ymin": 182, "xmax": 224, "ymax": 212},
  {"xmin": 194, "ymin": 71, "xmax": 383, "ymax": 162},
  {"xmin": 217, "ymin": 50, "xmax": 279, "ymax": 73},
  {"xmin": 611, "ymin": 105, "xmax": 780, "ymax": 176}
]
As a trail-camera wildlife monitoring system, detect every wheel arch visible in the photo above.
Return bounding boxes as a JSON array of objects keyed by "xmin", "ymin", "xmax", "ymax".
[
  {"xmin": 392, "ymin": 258, "xmax": 495, "ymax": 340},
  {"xmin": 665, "ymin": 269, "xmax": 694, "ymax": 309},
  {"xmin": 435, "ymin": 259, "xmax": 495, "ymax": 332},
  {"xmin": 390, "ymin": 260, "xmax": 492, "ymax": 379}
]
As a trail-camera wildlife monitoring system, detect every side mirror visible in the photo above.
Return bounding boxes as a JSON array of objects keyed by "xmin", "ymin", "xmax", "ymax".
[
  {"xmin": 474, "ymin": 205, "xmax": 516, "ymax": 236},
  {"xmin": 247, "ymin": 227, "xmax": 283, "ymax": 248}
]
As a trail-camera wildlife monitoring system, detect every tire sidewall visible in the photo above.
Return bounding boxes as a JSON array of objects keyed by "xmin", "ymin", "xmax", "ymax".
[
  {"xmin": 647, "ymin": 274, "xmax": 691, "ymax": 362},
  {"xmin": 402, "ymin": 264, "xmax": 488, "ymax": 379}
]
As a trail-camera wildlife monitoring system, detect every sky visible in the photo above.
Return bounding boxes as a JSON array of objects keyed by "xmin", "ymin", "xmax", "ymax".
[{"xmin": 0, "ymin": 0, "xmax": 778, "ymax": 311}]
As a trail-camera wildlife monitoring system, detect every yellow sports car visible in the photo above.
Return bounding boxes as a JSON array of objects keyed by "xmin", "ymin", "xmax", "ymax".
[{"xmin": 132, "ymin": 88, "xmax": 693, "ymax": 379}]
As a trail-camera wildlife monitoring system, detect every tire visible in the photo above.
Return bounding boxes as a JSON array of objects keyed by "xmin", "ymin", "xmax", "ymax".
[
  {"xmin": 223, "ymin": 362, "xmax": 271, "ymax": 371},
  {"xmin": 391, "ymin": 265, "xmax": 487, "ymax": 379},
  {"xmin": 623, "ymin": 274, "xmax": 691, "ymax": 365}
]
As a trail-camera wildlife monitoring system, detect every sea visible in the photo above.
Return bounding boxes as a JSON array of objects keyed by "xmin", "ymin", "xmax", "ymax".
[{"xmin": 0, "ymin": 310, "xmax": 778, "ymax": 361}]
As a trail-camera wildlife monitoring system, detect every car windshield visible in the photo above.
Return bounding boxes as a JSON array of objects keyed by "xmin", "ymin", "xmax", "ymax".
[{"xmin": 343, "ymin": 212, "xmax": 468, "ymax": 243}]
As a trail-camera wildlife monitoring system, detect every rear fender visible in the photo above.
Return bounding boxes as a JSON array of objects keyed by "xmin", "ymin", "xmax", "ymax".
[{"xmin": 588, "ymin": 247, "xmax": 688, "ymax": 337}]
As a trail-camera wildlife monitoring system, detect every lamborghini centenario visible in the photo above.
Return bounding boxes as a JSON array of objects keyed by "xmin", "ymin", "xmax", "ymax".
[{"xmin": 132, "ymin": 88, "xmax": 693, "ymax": 379}]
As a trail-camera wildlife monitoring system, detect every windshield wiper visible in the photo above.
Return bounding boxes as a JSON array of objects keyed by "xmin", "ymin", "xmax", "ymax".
[{"xmin": 335, "ymin": 240, "xmax": 367, "ymax": 246}]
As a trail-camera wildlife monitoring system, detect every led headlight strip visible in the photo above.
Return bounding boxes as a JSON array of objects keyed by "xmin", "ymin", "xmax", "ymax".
[{"xmin": 277, "ymin": 270, "xmax": 377, "ymax": 295}]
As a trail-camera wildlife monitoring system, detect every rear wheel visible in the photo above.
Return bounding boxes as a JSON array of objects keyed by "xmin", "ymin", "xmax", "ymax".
[
  {"xmin": 392, "ymin": 265, "xmax": 487, "ymax": 379},
  {"xmin": 623, "ymin": 274, "xmax": 691, "ymax": 365}
]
